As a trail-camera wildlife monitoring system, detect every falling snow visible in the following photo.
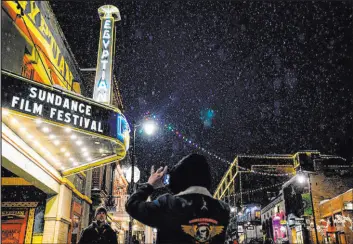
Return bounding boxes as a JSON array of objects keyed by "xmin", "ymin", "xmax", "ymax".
[{"xmin": 51, "ymin": 1, "xmax": 353, "ymax": 191}]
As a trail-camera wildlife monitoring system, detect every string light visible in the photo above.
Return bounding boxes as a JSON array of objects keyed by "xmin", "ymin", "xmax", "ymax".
[
  {"xmin": 146, "ymin": 114, "xmax": 345, "ymax": 177},
  {"xmin": 226, "ymin": 181, "xmax": 287, "ymax": 197}
]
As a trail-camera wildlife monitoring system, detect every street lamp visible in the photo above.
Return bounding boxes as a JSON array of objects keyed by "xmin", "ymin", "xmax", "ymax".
[
  {"xmin": 128, "ymin": 119, "xmax": 158, "ymax": 244},
  {"xmin": 296, "ymin": 172, "xmax": 319, "ymax": 244}
]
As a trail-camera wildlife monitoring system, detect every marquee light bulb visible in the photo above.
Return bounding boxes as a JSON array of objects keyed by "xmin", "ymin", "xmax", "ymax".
[
  {"xmin": 11, "ymin": 118, "xmax": 19, "ymax": 124},
  {"xmin": 35, "ymin": 119, "xmax": 42, "ymax": 124},
  {"xmin": 64, "ymin": 127, "xmax": 71, "ymax": 133},
  {"xmin": 65, "ymin": 152, "xmax": 70, "ymax": 157},
  {"xmin": 42, "ymin": 127, "xmax": 50, "ymax": 133},
  {"xmin": 3, "ymin": 109, "xmax": 9, "ymax": 115},
  {"xmin": 76, "ymin": 140, "xmax": 83, "ymax": 146},
  {"xmin": 70, "ymin": 134, "xmax": 77, "ymax": 140},
  {"xmin": 49, "ymin": 134, "xmax": 56, "ymax": 139},
  {"xmin": 60, "ymin": 148, "xmax": 66, "ymax": 152},
  {"xmin": 53, "ymin": 140, "xmax": 60, "ymax": 146}
]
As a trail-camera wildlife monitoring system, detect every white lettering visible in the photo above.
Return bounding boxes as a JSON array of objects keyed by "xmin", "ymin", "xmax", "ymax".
[
  {"xmin": 54, "ymin": 95, "xmax": 62, "ymax": 106},
  {"xmin": 102, "ymin": 50, "xmax": 109, "ymax": 59},
  {"xmin": 50, "ymin": 108, "xmax": 57, "ymax": 118},
  {"xmin": 103, "ymin": 39, "xmax": 110, "ymax": 49},
  {"xmin": 91, "ymin": 121, "xmax": 97, "ymax": 131},
  {"xmin": 11, "ymin": 96, "xmax": 20, "ymax": 108},
  {"xmin": 103, "ymin": 29, "xmax": 110, "ymax": 39},
  {"xmin": 63, "ymin": 98, "xmax": 70, "ymax": 109},
  {"xmin": 57, "ymin": 110, "xmax": 64, "ymax": 121},
  {"xmin": 85, "ymin": 105, "xmax": 92, "ymax": 116},
  {"xmin": 72, "ymin": 114, "xmax": 79, "ymax": 124},
  {"xmin": 33, "ymin": 103, "xmax": 43, "ymax": 115},
  {"xmin": 64, "ymin": 112, "xmax": 71, "ymax": 123},
  {"xmin": 79, "ymin": 116, "xmax": 83, "ymax": 126},
  {"xmin": 78, "ymin": 103, "xmax": 85, "ymax": 114},
  {"xmin": 104, "ymin": 19, "xmax": 111, "ymax": 29},
  {"xmin": 98, "ymin": 122, "xmax": 103, "ymax": 133},
  {"xmin": 29, "ymin": 87, "xmax": 37, "ymax": 98},
  {"xmin": 101, "ymin": 60, "xmax": 108, "ymax": 70},
  {"xmin": 71, "ymin": 100, "xmax": 78, "ymax": 112},
  {"xmin": 84, "ymin": 118, "xmax": 90, "ymax": 128},
  {"xmin": 38, "ymin": 90, "xmax": 46, "ymax": 101},
  {"xmin": 20, "ymin": 98, "xmax": 25, "ymax": 110},
  {"xmin": 24, "ymin": 100, "xmax": 31, "ymax": 112},
  {"xmin": 47, "ymin": 92, "xmax": 55, "ymax": 104}
]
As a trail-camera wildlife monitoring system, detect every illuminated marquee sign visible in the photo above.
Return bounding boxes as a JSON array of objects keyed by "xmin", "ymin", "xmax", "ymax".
[
  {"xmin": 93, "ymin": 19, "xmax": 113, "ymax": 103},
  {"xmin": 2, "ymin": 71, "xmax": 129, "ymax": 147}
]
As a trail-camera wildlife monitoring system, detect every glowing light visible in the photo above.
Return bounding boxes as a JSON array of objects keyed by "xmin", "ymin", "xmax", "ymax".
[
  {"xmin": 33, "ymin": 141, "xmax": 40, "ymax": 146},
  {"xmin": 49, "ymin": 134, "xmax": 56, "ymax": 139},
  {"xmin": 26, "ymin": 134, "xmax": 33, "ymax": 139},
  {"xmin": 42, "ymin": 127, "xmax": 50, "ymax": 133},
  {"xmin": 73, "ymin": 162, "xmax": 79, "ymax": 166},
  {"xmin": 76, "ymin": 140, "xmax": 83, "ymax": 146},
  {"xmin": 69, "ymin": 158, "xmax": 74, "ymax": 162},
  {"xmin": 65, "ymin": 152, "xmax": 70, "ymax": 157},
  {"xmin": 143, "ymin": 121, "xmax": 157, "ymax": 135},
  {"xmin": 81, "ymin": 147, "xmax": 87, "ymax": 152},
  {"xmin": 95, "ymin": 141, "xmax": 100, "ymax": 144},
  {"xmin": 64, "ymin": 127, "xmax": 71, "ymax": 133},
  {"xmin": 53, "ymin": 140, "xmax": 60, "ymax": 146},
  {"xmin": 99, "ymin": 148, "xmax": 104, "ymax": 153},
  {"xmin": 83, "ymin": 151, "xmax": 90, "ymax": 156},
  {"xmin": 60, "ymin": 148, "xmax": 66, "ymax": 152},
  {"xmin": 3, "ymin": 109, "xmax": 9, "ymax": 116},
  {"xmin": 297, "ymin": 174, "xmax": 306, "ymax": 184},
  {"xmin": 11, "ymin": 118, "xmax": 19, "ymax": 124},
  {"xmin": 35, "ymin": 119, "xmax": 42, "ymax": 124},
  {"xmin": 231, "ymin": 207, "xmax": 236, "ymax": 213},
  {"xmin": 70, "ymin": 134, "xmax": 77, "ymax": 140},
  {"xmin": 86, "ymin": 157, "xmax": 92, "ymax": 161}
]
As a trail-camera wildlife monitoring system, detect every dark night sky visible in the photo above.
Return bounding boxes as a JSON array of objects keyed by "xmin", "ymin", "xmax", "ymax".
[{"xmin": 51, "ymin": 1, "xmax": 353, "ymax": 191}]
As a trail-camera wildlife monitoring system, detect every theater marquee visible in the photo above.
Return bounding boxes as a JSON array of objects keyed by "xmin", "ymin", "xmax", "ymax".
[{"xmin": 2, "ymin": 71, "xmax": 130, "ymax": 151}]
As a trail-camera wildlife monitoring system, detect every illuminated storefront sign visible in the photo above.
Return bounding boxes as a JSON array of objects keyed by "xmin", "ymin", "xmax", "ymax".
[
  {"xmin": 2, "ymin": 71, "xmax": 129, "ymax": 147},
  {"xmin": 93, "ymin": 6, "xmax": 120, "ymax": 104}
]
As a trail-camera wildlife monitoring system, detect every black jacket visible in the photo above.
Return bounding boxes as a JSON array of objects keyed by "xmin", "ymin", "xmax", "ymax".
[
  {"xmin": 78, "ymin": 221, "xmax": 117, "ymax": 244},
  {"xmin": 126, "ymin": 183, "xmax": 230, "ymax": 244}
]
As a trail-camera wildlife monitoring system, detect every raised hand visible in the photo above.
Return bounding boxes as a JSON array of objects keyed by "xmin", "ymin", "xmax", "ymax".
[{"xmin": 147, "ymin": 165, "xmax": 168, "ymax": 189}]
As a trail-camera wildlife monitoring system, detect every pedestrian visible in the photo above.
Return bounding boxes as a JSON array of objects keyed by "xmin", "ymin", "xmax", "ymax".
[
  {"xmin": 78, "ymin": 206, "xmax": 117, "ymax": 244},
  {"xmin": 126, "ymin": 153, "xmax": 230, "ymax": 243},
  {"xmin": 132, "ymin": 235, "xmax": 140, "ymax": 244}
]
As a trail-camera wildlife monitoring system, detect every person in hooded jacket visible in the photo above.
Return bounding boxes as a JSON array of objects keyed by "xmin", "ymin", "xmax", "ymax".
[
  {"xmin": 126, "ymin": 153, "xmax": 230, "ymax": 244},
  {"xmin": 78, "ymin": 206, "xmax": 117, "ymax": 244}
]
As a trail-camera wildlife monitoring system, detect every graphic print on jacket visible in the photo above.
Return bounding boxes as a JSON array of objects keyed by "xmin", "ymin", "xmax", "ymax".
[
  {"xmin": 182, "ymin": 218, "xmax": 224, "ymax": 243},
  {"xmin": 181, "ymin": 197, "xmax": 225, "ymax": 243}
]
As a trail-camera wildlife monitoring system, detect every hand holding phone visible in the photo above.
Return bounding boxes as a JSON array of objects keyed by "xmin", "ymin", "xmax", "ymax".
[{"xmin": 147, "ymin": 165, "xmax": 168, "ymax": 189}]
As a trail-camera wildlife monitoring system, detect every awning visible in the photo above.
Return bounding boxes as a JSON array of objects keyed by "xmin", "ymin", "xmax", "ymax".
[{"xmin": 2, "ymin": 70, "xmax": 130, "ymax": 176}]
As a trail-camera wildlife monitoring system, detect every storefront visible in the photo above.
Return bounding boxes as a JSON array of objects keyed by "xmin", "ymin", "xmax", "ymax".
[
  {"xmin": 319, "ymin": 189, "xmax": 353, "ymax": 244},
  {"xmin": 261, "ymin": 195, "xmax": 289, "ymax": 243},
  {"xmin": 1, "ymin": 1, "xmax": 130, "ymax": 243}
]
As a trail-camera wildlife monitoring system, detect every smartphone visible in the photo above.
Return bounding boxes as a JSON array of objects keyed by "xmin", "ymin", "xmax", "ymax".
[{"xmin": 163, "ymin": 174, "xmax": 170, "ymax": 185}]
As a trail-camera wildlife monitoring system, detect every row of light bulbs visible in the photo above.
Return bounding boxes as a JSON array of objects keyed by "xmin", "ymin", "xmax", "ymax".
[{"xmin": 3, "ymin": 109, "xmax": 99, "ymax": 170}]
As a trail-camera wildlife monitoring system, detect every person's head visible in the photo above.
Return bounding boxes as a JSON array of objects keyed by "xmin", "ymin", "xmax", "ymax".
[
  {"xmin": 95, "ymin": 206, "xmax": 107, "ymax": 222},
  {"xmin": 169, "ymin": 153, "xmax": 212, "ymax": 194}
]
